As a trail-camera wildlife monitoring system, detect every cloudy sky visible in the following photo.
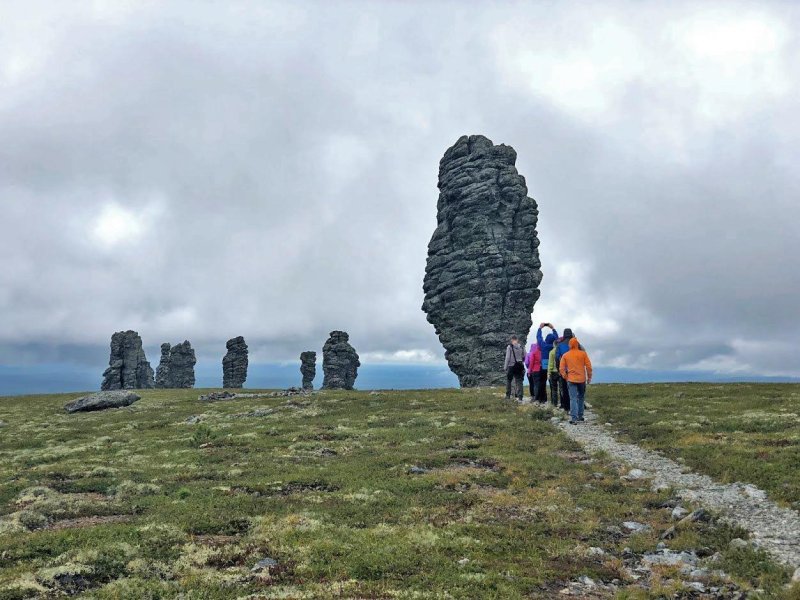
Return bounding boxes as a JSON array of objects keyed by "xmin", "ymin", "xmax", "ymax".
[{"xmin": 1, "ymin": 0, "xmax": 799, "ymax": 386}]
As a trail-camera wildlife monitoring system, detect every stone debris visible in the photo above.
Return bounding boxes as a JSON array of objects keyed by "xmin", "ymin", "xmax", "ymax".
[
  {"xmin": 155, "ymin": 341, "xmax": 196, "ymax": 388},
  {"xmin": 641, "ymin": 549, "xmax": 698, "ymax": 567},
  {"xmin": 422, "ymin": 134, "xmax": 542, "ymax": 387},
  {"xmin": 622, "ymin": 468, "xmax": 646, "ymax": 481},
  {"xmin": 300, "ymin": 351, "xmax": 316, "ymax": 390},
  {"xmin": 622, "ymin": 521, "xmax": 651, "ymax": 533},
  {"xmin": 671, "ymin": 506, "xmax": 689, "ymax": 520},
  {"xmin": 408, "ymin": 466, "xmax": 430, "ymax": 475},
  {"xmin": 251, "ymin": 557, "xmax": 278, "ymax": 572},
  {"xmin": 65, "ymin": 391, "xmax": 140, "ymax": 413},
  {"xmin": 555, "ymin": 408, "xmax": 800, "ymax": 569},
  {"xmin": 222, "ymin": 336, "xmax": 248, "ymax": 388},
  {"xmin": 321, "ymin": 330, "xmax": 360, "ymax": 390},
  {"xmin": 101, "ymin": 330, "xmax": 154, "ymax": 390},
  {"xmin": 198, "ymin": 391, "xmax": 236, "ymax": 402}
]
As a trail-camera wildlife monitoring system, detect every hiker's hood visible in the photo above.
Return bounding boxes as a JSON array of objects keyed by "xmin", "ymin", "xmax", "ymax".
[
  {"xmin": 545, "ymin": 332, "xmax": 557, "ymax": 344},
  {"xmin": 569, "ymin": 337, "xmax": 580, "ymax": 350}
]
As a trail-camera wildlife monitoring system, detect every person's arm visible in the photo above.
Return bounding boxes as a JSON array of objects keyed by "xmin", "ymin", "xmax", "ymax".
[
  {"xmin": 504, "ymin": 345, "xmax": 512, "ymax": 369},
  {"xmin": 585, "ymin": 353, "xmax": 593, "ymax": 384},
  {"xmin": 536, "ymin": 327, "xmax": 544, "ymax": 346},
  {"xmin": 524, "ymin": 350, "xmax": 532, "ymax": 370},
  {"xmin": 559, "ymin": 355, "xmax": 568, "ymax": 380}
]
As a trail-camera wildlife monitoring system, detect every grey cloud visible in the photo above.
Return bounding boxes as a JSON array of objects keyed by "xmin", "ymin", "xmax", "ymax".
[{"xmin": 1, "ymin": 1, "xmax": 799, "ymax": 379}]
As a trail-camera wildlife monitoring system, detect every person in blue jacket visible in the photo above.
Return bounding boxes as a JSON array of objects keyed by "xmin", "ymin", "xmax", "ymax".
[{"xmin": 536, "ymin": 323, "xmax": 558, "ymax": 404}]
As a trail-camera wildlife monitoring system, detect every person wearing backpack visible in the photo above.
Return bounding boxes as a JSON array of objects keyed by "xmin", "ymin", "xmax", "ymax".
[
  {"xmin": 559, "ymin": 337, "xmax": 593, "ymax": 424},
  {"xmin": 525, "ymin": 341, "xmax": 542, "ymax": 402},
  {"xmin": 536, "ymin": 323, "xmax": 559, "ymax": 404},
  {"xmin": 504, "ymin": 335, "xmax": 525, "ymax": 401}
]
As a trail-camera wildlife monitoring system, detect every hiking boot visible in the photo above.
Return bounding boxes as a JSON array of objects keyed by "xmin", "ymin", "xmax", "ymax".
[
  {"xmin": 569, "ymin": 420, "xmax": 578, "ymax": 425},
  {"xmin": 578, "ymin": 416, "xmax": 585, "ymax": 422}
]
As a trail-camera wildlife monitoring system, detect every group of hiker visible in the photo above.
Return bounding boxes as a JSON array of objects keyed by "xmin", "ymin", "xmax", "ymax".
[{"xmin": 504, "ymin": 323, "xmax": 593, "ymax": 425}]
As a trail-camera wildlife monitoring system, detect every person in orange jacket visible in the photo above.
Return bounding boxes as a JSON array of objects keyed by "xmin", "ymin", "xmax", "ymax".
[{"xmin": 559, "ymin": 337, "xmax": 593, "ymax": 424}]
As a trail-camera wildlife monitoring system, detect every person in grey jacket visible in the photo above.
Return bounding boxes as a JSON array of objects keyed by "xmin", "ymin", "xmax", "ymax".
[{"xmin": 504, "ymin": 335, "xmax": 525, "ymax": 400}]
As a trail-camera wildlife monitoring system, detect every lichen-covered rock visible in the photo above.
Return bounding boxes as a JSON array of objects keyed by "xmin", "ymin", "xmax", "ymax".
[
  {"xmin": 222, "ymin": 336, "xmax": 248, "ymax": 388},
  {"xmin": 100, "ymin": 330, "xmax": 155, "ymax": 390},
  {"xmin": 422, "ymin": 135, "xmax": 542, "ymax": 387},
  {"xmin": 300, "ymin": 351, "xmax": 316, "ymax": 390},
  {"xmin": 65, "ymin": 390, "xmax": 140, "ymax": 413},
  {"xmin": 322, "ymin": 331, "xmax": 359, "ymax": 390},
  {"xmin": 155, "ymin": 341, "xmax": 196, "ymax": 388}
]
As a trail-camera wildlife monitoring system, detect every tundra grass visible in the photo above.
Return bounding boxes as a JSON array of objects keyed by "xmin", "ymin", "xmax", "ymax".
[
  {"xmin": 589, "ymin": 383, "xmax": 800, "ymax": 508},
  {"xmin": 0, "ymin": 387, "xmax": 795, "ymax": 598}
]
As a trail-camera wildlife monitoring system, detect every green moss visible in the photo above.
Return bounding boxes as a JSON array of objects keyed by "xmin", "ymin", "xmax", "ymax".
[{"xmin": 0, "ymin": 386, "xmax": 795, "ymax": 596}]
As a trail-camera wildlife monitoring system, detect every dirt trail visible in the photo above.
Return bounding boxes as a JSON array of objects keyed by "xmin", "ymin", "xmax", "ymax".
[{"xmin": 549, "ymin": 407, "xmax": 800, "ymax": 569}]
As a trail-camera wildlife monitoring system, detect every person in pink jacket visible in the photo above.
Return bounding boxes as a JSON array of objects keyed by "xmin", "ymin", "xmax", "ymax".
[{"xmin": 525, "ymin": 343, "xmax": 542, "ymax": 402}]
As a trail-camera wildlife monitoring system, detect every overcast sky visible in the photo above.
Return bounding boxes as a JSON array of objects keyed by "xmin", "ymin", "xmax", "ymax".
[{"xmin": 1, "ymin": 1, "xmax": 799, "ymax": 380}]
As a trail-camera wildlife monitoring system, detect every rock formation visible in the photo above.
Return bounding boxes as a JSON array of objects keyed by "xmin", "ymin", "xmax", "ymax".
[
  {"xmin": 155, "ymin": 341, "xmax": 196, "ymax": 388},
  {"xmin": 222, "ymin": 336, "xmax": 248, "ymax": 388},
  {"xmin": 300, "ymin": 351, "xmax": 316, "ymax": 390},
  {"xmin": 66, "ymin": 390, "xmax": 141, "ymax": 413},
  {"xmin": 422, "ymin": 135, "xmax": 542, "ymax": 387},
  {"xmin": 100, "ymin": 330, "xmax": 155, "ymax": 390},
  {"xmin": 321, "ymin": 331, "xmax": 360, "ymax": 390}
]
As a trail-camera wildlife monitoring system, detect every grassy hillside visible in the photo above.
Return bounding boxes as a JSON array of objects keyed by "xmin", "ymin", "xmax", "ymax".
[
  {"xmin": 0, "ymin": 387, "xmax": 796, "ymax": 598},
  {"xmin": 590, "ymin": 383, "xmax": 800, "ymax": 507}
]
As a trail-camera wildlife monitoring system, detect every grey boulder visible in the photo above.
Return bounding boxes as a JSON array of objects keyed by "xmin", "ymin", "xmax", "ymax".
[{"xmin": 65, "ymin": 391, "xmax": 141, "ymax": 413}]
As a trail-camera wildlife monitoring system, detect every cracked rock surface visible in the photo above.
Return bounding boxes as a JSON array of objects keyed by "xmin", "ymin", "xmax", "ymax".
[
  {"xmin": 155, "ymin": 341, "xmax": 196, "ymax": 389},
  {"xmin": 322, "ymin": 331, "xmax": 359, "ymax": 390},
  {"xmin": 100, "ymin": 330, "xmax": 154, "ymax": 390},
  {"xmin": 300, "ymin": 351, "xmax": 316, "ymax": 390},
  {"xmin": 422, "ymin": 134, "xmax": 542, "ymax": 387},
  {"xmin": 222, "ymin": 336, "xmax": 248, "ymax": 388}
]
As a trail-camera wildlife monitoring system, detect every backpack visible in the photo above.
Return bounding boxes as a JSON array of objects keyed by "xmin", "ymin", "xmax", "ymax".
[{"xmin": 509, "ymin": 344, "xmax": 525, "ymax": 375}]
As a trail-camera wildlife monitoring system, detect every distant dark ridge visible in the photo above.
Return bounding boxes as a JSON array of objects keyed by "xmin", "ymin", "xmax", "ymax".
[{"xmin": 1, "ymin": 363, "xmax": 798, "ymax": 397}]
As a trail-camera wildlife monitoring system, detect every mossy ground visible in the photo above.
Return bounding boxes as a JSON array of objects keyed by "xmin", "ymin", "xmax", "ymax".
[
  {"xmin": 590, "ymin": 383, "xmax": 800, "ymax": 507},
  {"xmin": 0, "ymin": 386, "xmax": 797, "ymax": 598}
]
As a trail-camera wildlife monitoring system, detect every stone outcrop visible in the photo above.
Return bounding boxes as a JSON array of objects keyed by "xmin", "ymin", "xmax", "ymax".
[
  {"xmin": 65, "ymin": 390, "xmax": 140, "ymax": 413},
  {"xmin": 155, "ymin": 341, "xmax": 196, "ymax": 388},
  {"xmin": 100, "ymin": 330, "xmax": 155, "ymax": 390},
  {"xmin": 422, "ymin": 135, "xmax": 542, "ymax": 387},
  {"xmin": 322, "ymin": 331, "xmax": 360, "ymax": 390},
  {"xmin": 300, "ymin": 351, "xmax": 316, "ymax": 390},
  {"xmin": 222, "ymin": 336, "xmax": 248, "ymax": 388}
]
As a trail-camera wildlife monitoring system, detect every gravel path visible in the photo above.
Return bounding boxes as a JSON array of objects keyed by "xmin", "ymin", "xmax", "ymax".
[{"xmin": 545, "ymin": 405, "xmax": 800, "ymax": 569}]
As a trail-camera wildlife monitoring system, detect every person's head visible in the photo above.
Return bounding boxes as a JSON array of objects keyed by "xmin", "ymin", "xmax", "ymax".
[
  {"xmin": 510, "ymin": 335, "xmax": 518, "ymax": 345},
  {"xmin": 569, "ymin": 337, "xmax": 580, "ymax": 350},
  {"xmin": 545, "ymin": 332, "xmax": 557, "ymax": 344},
  {"xmin": 563, "ymin": 328, "xmax": 574, "ymax": 339}
]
